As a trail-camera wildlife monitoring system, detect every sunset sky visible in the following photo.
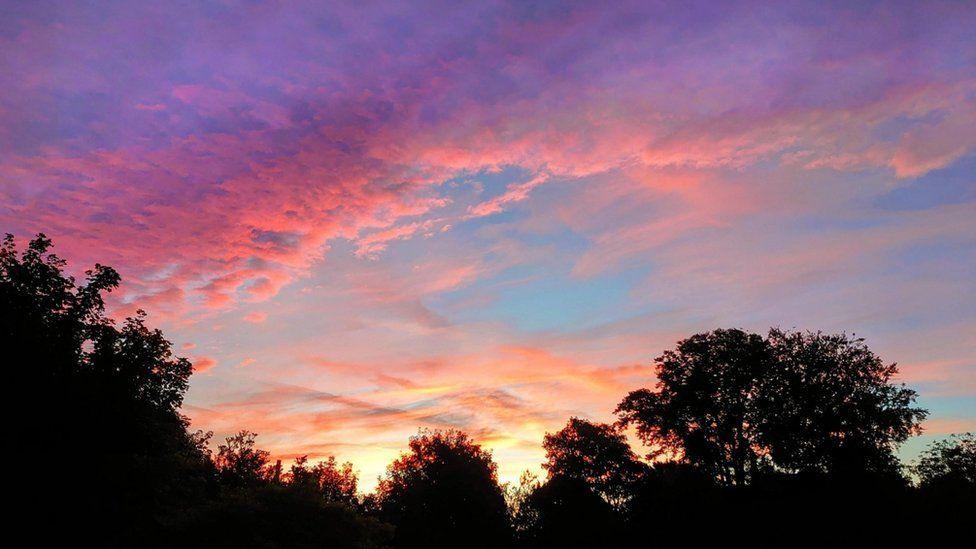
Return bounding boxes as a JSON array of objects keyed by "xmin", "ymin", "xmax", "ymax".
[{"xmin": 2, "ymin": 1, "xmax": 974, "ymax": 488}]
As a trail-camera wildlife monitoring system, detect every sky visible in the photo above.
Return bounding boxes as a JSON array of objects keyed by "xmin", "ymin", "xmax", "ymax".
[{"xmin": 2, "ymin": 0, "xmax": 975, "ymax": 489}]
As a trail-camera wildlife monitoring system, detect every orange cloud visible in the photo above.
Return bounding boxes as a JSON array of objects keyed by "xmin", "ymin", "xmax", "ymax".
[{"xmin": 193, "ymin": 356, "xmax": 218, "ymax": 373}]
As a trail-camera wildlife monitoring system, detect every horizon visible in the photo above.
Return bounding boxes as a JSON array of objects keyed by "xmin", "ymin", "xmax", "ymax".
[{"xmin": 2, "ymin": 1, "xmax": 975, "ymax": 492}]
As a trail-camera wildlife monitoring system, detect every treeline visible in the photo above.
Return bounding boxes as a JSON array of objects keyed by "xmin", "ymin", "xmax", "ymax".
[{"xmin": 4, "ymin": 234, "xmax": 974, "ymax": 548}]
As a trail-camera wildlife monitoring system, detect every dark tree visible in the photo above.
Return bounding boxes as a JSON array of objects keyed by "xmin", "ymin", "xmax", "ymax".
[
  {"xmin": 516, "ymin": 475, "xmax": 621, "ymax": 549},
  {"xmin": 165, "ymin": 483, "xmax": 392, "ymax": 549},
  {"xmin": 3, "ymin": 233, "xmax": 394, "ymax": 547},
  {"xmin": 616, "ymin": 329, "xmax": 772, "ymax": 485},
  {"xmin": 88, "ymin": 312, "xmax": 193, "ymax": 412},
  {"xmin": 910, "ymin": 432, "xmax": 976, "ymax": 529},
  {"xmin": 157, "ymin": 422, "xmax": 392, "ymax": 547},
  {"xmin": 914, "ymin": 433, "xmax": 975, "ymax": 489},
  {"xmin": 288, "ymin": 455, "xmax": 360, "ymax": 506},
  {"xmin": 542, "ymin": 417, "xmax": 645, "ymax": 506},
  {"xmin": 2, "ymin": 234, "xmax": 212, "ymax": 544},
  {"xmin": 506, "ymin": 470, "xmax": 541, "ymax": 536},
  {"xmin": 2, "ymin": 233, "xmax": 120, "ymax": 391},
  {"xmin": 622, "ymin": 461, "xmax": 719, "ymax": 545},
  {"xmin": 617, "ymin": 328, "xmax": 928, "ymax": 484},
  {"xmin": 376, "ymin": 430, "xmax": 510, "ymax": 548},
  {"xmin": 761, "ymin": 328, "xmax": 927, "ymax": 476},
  {"xmin": 214, "ymin": 430, "xmax": 274, "ymax": 488}
]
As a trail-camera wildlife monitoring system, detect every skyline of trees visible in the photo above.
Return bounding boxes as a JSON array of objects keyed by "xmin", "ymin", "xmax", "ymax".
[{"xmin": 4, "ymin": 232, "xmax": 973, "ymax": 547}]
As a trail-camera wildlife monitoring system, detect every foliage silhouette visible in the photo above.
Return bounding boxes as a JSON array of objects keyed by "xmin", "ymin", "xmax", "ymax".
[
  {"xmin": 617, "ymin": 327, "xmax": 927, "ymax": 485},
  {"xmin": 506, "ymin": 470, "xmax": 541, "ymax": 536},
  {"xmin": 164, "ymin": 482, "xmax": 392, "ymax": 549},
  {"xmin": 616, "ymin": 328, "xmax": 773, "ymax": 485},
  {"xmin": 620, "ymin": 460, "xmax": 722, "ymax": 544},
  {"xmin": 516, "ymin": 475, "xmax": 622, "ymax": 549},
  {"xmin": 911, "ymin": 433, "xmax": 976, "ymax": 531},
  {"xmin": 288, "ymin": 454, "xmax": 360, "ymax": 506},
  {"xmin": 914, "ymin": 432, "xmax": 975, "ymax": 488},
  {"xmin": 542, "ymin": 417, "xmax": 646, "ymax": 507},
  {"xmin": 376, "ymin": 429, "xmax": 511, "ymax": 548},
  {"xmin": 5, "ymin": 232, "xmax": 973, "ymax": 547},
  {"xmin": 3, "ymin": 233, "xmax": 212, "ymax": 543},
  {"xmin": 2, "ymin": 234, "xmax": 386, "ymax": 547},
  {"xmin": 762, "ymin": 328, "xmax": 927, "ymax": 476},
  {"xmin": 214, "ymin": 430, "xmax": 274, "ymax": 488}
]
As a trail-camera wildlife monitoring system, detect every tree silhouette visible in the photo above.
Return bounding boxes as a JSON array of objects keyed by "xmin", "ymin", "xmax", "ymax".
[
  {"xmin": 761, "ymin": 328, "xmax": 927, "ymax": 476},
  {"xmin": 166, "ymin": 481, "xmax": 392, "ymax": 549},
  {"xmin": 168, "ymin": 431, "xmax": 391, "ymax": 548},
  {"xmin": 2, "ymin": 233, "xmax": 120, "ymax": 392},
  {"xmin": 507, "ymin": 470, "xmax": 541, "ymax": 536},
  {"xmin": 914, "ymin": 433, "xmax": 975, "ymax": 489},
  {"xmin": 288, "ymin": 455, "xmax": 359, "ymax": 506},
  {"xmin": 88, "ymin": 311, "xmax": 193, "ymax": 412},
  {"xmin": 516, "ymin": 475, "xmax": 621, "ymax": 549},
  {"xmin": 910, "ymin": 433, "xmax": 976, "ymax": 530},
  {"xmin": 214, "ymin": 430, "xmax": 273, "ymax": 488},
  {"xmin": 542, "ymin": 417, "xmax": 646, "ymax": 507},
  {"xmin": 3, "ymin": 233, "xmax": 211, "ymax": 544},
  {"xmin": 376, "ymin": 429, "xmax": 511, "ymax": 548},
  {"xmin": 622, "ymin": 460, "xmax": 718, "ymax": 544},
  {"xmin": 616, "ymin": 328, "xmax": 772, "ymax": 485},
  {"xmin": 3, "ymin": 233, "xmax": 387, "ymax": 547},
  {"xmin": 617, "ymin": 328, "xmax": 927, "ymax": 485}
]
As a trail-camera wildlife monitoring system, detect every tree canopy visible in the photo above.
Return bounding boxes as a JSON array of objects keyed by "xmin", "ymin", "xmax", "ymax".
[
  {"xmin": 616, "ymin": 327, "xmax": 927, "ymax": 484},
  {"xmin": 761, "ymin": 328, "xmax": 926, "ymax": 475},
  {"xmin": 914, "ymin": 432, "xmax": 975, "ymax": 489},
  {"xmin": 214, "ymin": 430, "xmax": 274, "ymax": 488},
  {"xmin": 288, "ymin": 455, "xmax": 359, "ymax": 506},
  {"xmin": 516, "ymin": 475, "xmax": 621, "ymax": 549},
  {"xmin": 376, "ymin": 430, "xmax": 511, "ymax": 548},
  {"xmin": 542, "ymin": 417, "xmax": 645, "ymax": 506},
  {"xmin": 3, "ymin": 233, "xmax": 210, "ymax": 542},
  {"xmin": 616, "ymin": 328, "xmax": 772, "ymax": 485}
]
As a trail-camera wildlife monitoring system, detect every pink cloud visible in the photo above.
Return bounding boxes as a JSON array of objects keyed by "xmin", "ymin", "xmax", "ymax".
[
  {"xmin": 923, "ymin": 418, "xmax": 976, "ymax": 437},
  {"xmin": 243, "ymin": 312, "xmax": 268, "ymax": 324},
  {"xmin": 4, "ymin": 12, "xmax": 973, "ymax": 322},
  {"xmin": 467, "ymin": 173, "xmax": 551, "ymax": 218},
  {"xmin": 355, "ymin": 222, "xmax": 428, "ymax": 258},
  {"xmin": 193, "ymin": 356, "xmax": 218, "ymax": 373}
]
